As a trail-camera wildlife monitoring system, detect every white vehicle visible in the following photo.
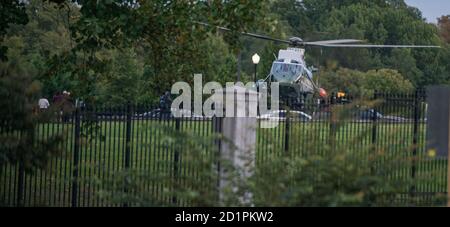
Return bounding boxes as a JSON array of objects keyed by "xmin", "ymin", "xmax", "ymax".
[{"xmin": 259, "ymin": 110, "xmax": 312, "ymax": 121}]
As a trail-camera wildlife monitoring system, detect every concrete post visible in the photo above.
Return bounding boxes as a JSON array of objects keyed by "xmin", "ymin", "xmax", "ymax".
[
  {"xmin": 425, "ymin": 86, "xmax": 450, "ymax": 206},
  {"xmin": 212, "ymin": 85, "xmax": 258, "ymax": 205}
]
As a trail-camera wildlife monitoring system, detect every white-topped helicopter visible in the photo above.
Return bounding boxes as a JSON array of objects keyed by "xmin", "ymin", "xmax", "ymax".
[{"xmin": 197, "ymin": 22, "xmax": 440, "ymax": 103}]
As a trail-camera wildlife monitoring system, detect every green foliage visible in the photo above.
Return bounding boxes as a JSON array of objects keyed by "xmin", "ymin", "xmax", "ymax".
[
  {"xmin": 0, "ymin": 0, "xmax": 66, "ymax": 173},
  {"xmin": 200, "ymin": 34, "xmax": 239, "ymax": 84},
  {"xmin": 96, "ymin": 49, "xmax": 145, "ymax": 105},
  {"xmin": 251, "ymin": 153, "xmax": 395, "ymax": 206},
  {"xmin": 4, "ymin": 0, "xmax": 450, "ymax": 103},
  {"xmin": 274, "ymin": 0, "xmax": 448, "ymax": 88},
  {"xmin": 364, "ymin": 69, "xmax": 414, "ymax": 94},
  {"xmin": 96, "ymin": 124, "xmax": 222, "ymax": 207},
  {"xmin": 2, "ymin": 0, "xmax": 450, "ymax": 207},
  {"xmin": 29, "ymin": 0, "xmax": 271, "ymax": 102},
  {"xmin": 247, "ymin": 102, "xmax": 445, "ymax": 206},
  {"xmin": 0, "ymin": 0, "xmax": 29, "ymax": 61},
  {"xmin": 95, "ymin": 101, "xmax": 446, "ymax": 207},
  {"xmin": 439, "ymin": 15, "xmax": 450, "ymax": 44},
  {"xmin": 0, "ymin": 49, "xmax": 63, "ymax": 172},
  {"xmin": 320, "ymin": 68, "xmax": 414, "ymax": 97},
  {"xmin": 4, "ymin": 0, "xmax": 76, "ymax": 98}
]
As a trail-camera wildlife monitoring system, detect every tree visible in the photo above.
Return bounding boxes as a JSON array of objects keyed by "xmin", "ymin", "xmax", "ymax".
[
  {"xmin": 319, "ymin": 68, "xmax": 366, "ymax": 96},
  {"xmin": 40, "ymin": 0, "xmax": 272, "ymax": 102},
  {"xmin": 199, "ymin": 34, "xmax": 239, "ymax": 85},
  {"xmin": 438, "ymin": 15, "xmax": 450, "ymax": 44},
  {"xmin": 0, "ymin": 0, "xmax": 66, "ymax": 175},
  {"xmin": 268, "ymin": 0, "xmax": 446, "ymax": 88},
  {"xmin": 2, "ymin": 1, "xmax": 272, "ymax": 105},
  {"xmin": 364, "ymin": 69, "xmax": 414, "ymax": 94},
  {"xmin": 0, "ymin": 0, "xmax": 28, "ymax": 61},
  {"xmin": 0, "ymin": 38, "xmax": 63, "ymax": 172},
  {"xmin": 96, "ymin": 48, "xmax": 145, "ymax": 105},
  {"xmin": 4, "ymin": 0, "xmax": 76, "ymax": 98},
  {"xmin": 385, "ymin": 49, "xmax": 423, "ymax": 86},
  {"xmin": 320, "ymin": 67, "xmax": 413, "ymax": 97}
]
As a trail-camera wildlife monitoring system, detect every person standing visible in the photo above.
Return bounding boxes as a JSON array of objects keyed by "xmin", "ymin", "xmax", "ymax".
[
  {"xmin": 160, "ymin": 91, "xmax": 172, "ymax": 112},
  {"xmin": 62, "ymin": 91, "xmax": 74, "ymax": 123},
  {"xmin": 53, "ymin": 91, "xmax": 63, "ymax": 105}
]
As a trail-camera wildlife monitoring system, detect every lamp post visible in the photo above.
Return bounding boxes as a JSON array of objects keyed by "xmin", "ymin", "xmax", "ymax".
[
  {"xmin": 252, "ymin": 53, "xmax": 261, "ymax": 116},
  {"xmin": 252, "ymin": 53, "xmax": 260, "ymax": 84}
]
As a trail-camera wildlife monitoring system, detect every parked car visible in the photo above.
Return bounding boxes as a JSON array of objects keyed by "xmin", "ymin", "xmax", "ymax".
[
  {"xmin": 259, "ymin": 110, "xmax": 312, "ymax": 121},
  {"xmin": 95, "ymin": 110, "xmax": 126, "ymax": 120},
  {"xmin": 135, "ymin": 109, "xmax": 171, "ymax": 119},
  {"xmin": 381, "ymin": 115, "xmax": 408, "ymax": 122},
  {"xmin": 358, "ymin": 109, "xmax": 383, "ymax": 120},
  {"xmin": 135, "ymin": 108, "xmax": 208, "ymax": 120}
]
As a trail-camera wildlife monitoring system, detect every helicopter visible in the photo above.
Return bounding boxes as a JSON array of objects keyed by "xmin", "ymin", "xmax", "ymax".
[{"xmin": 196, "ymin": 22, "xmax": 440, "ymax": 104}]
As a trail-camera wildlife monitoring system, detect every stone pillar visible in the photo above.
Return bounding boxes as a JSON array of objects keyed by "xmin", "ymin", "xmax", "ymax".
[
  {"xmin": 213, "ymin": 85, "xmax": 258, "ymax": 205},
  {"xmin": 425, "ymin": 86, "xmax": 450, "ymax": 206},
  {"xmin": 426, "ymin": 86, "xmax": 450, "ymax": 158}
]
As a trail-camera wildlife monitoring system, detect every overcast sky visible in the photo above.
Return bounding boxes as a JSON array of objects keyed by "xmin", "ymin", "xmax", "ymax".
[{"xmin": 405, "ymin": 0, "xmax": 450, "ymax": 23}]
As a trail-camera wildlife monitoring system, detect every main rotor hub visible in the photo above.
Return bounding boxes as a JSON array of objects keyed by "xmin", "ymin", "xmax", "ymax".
[{"xmin": 289, "ymin": 37, "xmax": 304, "ymax": 47}]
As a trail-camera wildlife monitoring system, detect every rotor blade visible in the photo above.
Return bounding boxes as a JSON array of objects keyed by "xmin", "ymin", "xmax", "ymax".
[
  {"xmin": 239, "ymin": 32, "xmax": 291, "ymax": 44},
  {"xmin": 306, "ymin": 39, "xmax": 364, "ymax": 45},
  {"xmin": 307, "ymin": 43, "xmax": 441, "ymax": 48},
  {"xmin": 195, "ymin": 21, "xmax": 290, "ymax": 44}
]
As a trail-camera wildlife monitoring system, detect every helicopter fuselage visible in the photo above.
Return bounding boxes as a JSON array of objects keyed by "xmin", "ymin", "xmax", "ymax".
[{"xmin": 268, "ymin": 48, "xmax": 316, "ymax": 97}]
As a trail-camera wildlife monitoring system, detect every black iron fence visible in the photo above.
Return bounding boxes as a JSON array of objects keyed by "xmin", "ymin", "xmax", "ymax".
[
  {"xmin": 0, "ymin": 91, "xmax": 448, "ymax": 206},
  {"xmin": 257, "ymin": 90, "xmax": 447, "ymax": 205}
]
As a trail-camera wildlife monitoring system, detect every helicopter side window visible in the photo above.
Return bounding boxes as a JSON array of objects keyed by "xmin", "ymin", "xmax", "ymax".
[
  {"xmin": 291, "ymin": 60, "xmax": 300, "ymax": 64},
  {"xmin": 276, "ymin": 59, "xmax": 284, "ymax": 62}
]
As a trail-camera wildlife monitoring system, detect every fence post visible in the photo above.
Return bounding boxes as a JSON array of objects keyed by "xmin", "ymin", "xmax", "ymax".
[
  {"xmin": 17, "ymin": 124, "xmax": 37, "ymax": 206},
  {"xmin": 125, "ymin": 103, "xmax": 132, "ymax": 169},
  {"xmin": 212, "ymin": 116, "xmax": 223, "ymax": 200},
  {"xmin": 16, "ymin": 162, "xmax": 24, "ymax": 207},
  {"xmin": 329, "ymin": 95, "xmax": 337, "ymax": 147},
  {"xmin": 371, "ymin": 92, "xmax": 378, "ymax": 147},
  {"xmin": 369, "ymin": 91, "xmax": 379, "ymax": 178},
  {"xmin": 284, "ymin": 108, "xmax": 290, "ymax": 153},
  {"xmin": 71, "ymin": 107, "xmax": 81, "ymax": 207},
  {"xmin": 172, "ymin": 117, "xmax": 181, "ymax": 205},
  {"xmin": 448, "ymin": 137, "xmax": 450, "ymax": 208},
  {"xmin": 411, "ymin": 90, "xmax": 420, "ymax": 199},
  {"xmin": 123, "ymin": 102, "xmax": 132, "ymax": 207},
  {"xmin": 424, "ymin": 86, "xmax": 450, "ymax": 207}
]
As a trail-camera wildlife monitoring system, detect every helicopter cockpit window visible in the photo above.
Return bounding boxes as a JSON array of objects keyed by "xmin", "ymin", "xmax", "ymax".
[
  {"xmin": 270, "ymin": 62, "xmax": 304, "ymax": 82},
  {"xmin": 276, "ymin": 59, "xmax": 284, "ymax": 62},
  {"xmin": 291, "ymin": 60, "xmax": 300, "ymax": 64}
]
